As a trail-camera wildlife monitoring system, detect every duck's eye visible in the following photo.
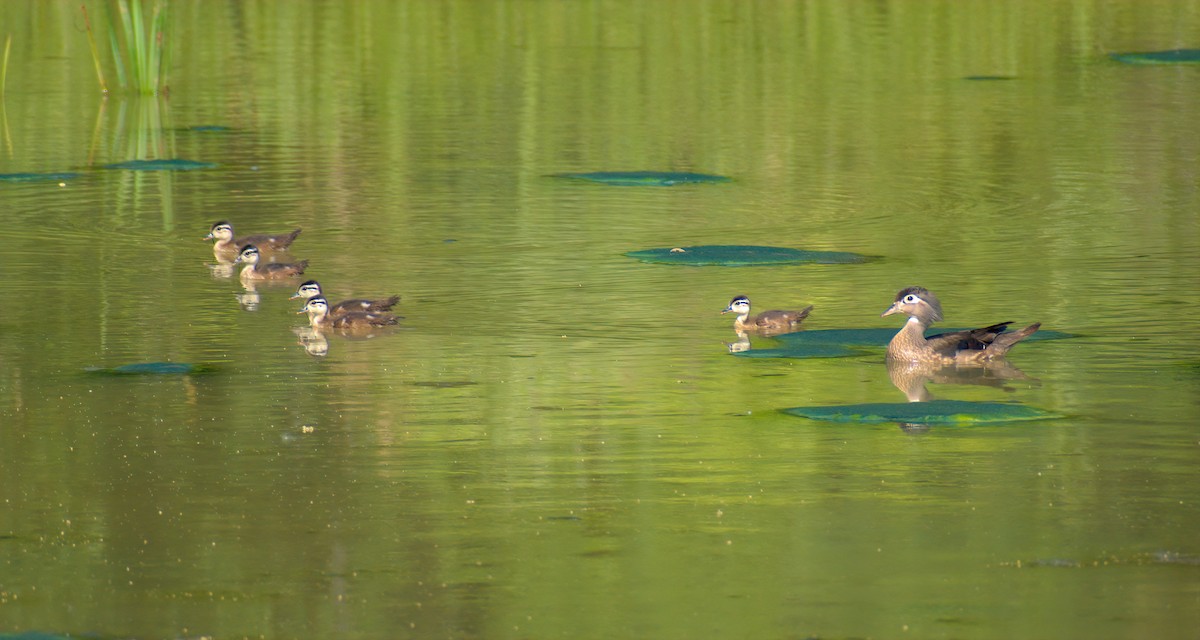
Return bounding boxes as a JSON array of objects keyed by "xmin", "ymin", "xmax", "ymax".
[{"xmin": 903, "ymin": 294, "xmax": 920, "ymax": 304}]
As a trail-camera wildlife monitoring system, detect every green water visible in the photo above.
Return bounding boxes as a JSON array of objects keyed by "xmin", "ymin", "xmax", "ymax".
[{"xmin": 1, "ymin": 2, "xmax": 1198, "ymax": 638}]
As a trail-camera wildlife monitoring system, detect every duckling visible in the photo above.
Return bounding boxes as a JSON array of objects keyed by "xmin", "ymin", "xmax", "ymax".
[
  {"xmin": 235, "ymin": 244, "xmax": 308, "ymax": 281},
  {"xmin": 289, "ymin": 280, "xmax": 400, "ymax": 318},
  {"xmin": 722, "ymin": 295, "xmax": 813, "ymax": 333},
  {"xmin": 299, "ymin": 296, "xmax": 399, "ymax": 331},
  {"xmin": 881, "ymin": 286, "xmax": 1041, "ymax": 364},
  {"xmin": 205, "ymin": 221, "xmax": 301, "ymax": 255}
]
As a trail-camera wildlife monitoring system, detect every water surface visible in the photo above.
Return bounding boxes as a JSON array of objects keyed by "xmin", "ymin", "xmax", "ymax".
[{"xmin": 1, "ymin": 2, "xmax": 1198, "ymax": 639}]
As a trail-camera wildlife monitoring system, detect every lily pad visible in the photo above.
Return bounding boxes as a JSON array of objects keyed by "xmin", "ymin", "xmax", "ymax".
[
  {"xmin": 186, "ymin": 125, "xmax": 233, "ymax": 132},
  {"xmin": 731, "ymin": 343, "xmax": 862, "ymax": 359},
  {"xmin": 0, "ymin": 172, "xmax": 82, "ymax": 182},
  {"xmin": 1109, "ymin": 49, "xmax": 1200, "ymax": 64},
  {"xmin": 551, "ymin": 171, "xmax": 730, "ymax": 186},
  {"xmin": 963, "ymin": 75, "xmax": 1016, "ymax": 81},
  {"xmin": 104, "ymin": 158, "xmax": 218, "ymax": 171},
  {"xmin": 773, "ymin": 327, "xmax": 1076, "ymax": 348},
  {"xmin": 782, "ymin": 399, "xmax": 1060, "ymax": 425},
  {"xmin": 627, "ymin": 245, "xmax": 870, "ymax": 266},
  {"xmin": 86, "ymin": 362, "xmax": 216, "ymax": 375}
]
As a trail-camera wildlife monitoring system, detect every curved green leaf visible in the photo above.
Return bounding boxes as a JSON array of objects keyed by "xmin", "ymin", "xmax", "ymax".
[
  {"xmin": 104, "ymin": 158, "xmax": 217, "ymax": 171},
  {"xmin": 0, "ymin": 172, "xmax": 82, "ymax": 182},
  {"xmin": 773, "ymin": 327, "xmax": 1077, "ymax": 347},
  {"xmin": 1109, "ymin": 49, "xmax": 1200, "ymax": 65},
  {"xmin": 782, "ymin": 399, "xmax": 1060, "ymax": 425},
  {"xmin": 551, "ymin": 171, "xmax": 730, "ymax": 186},
  {"xmin": 86, "ymin": 362, "xmax": 216, "ymax": 375},
  {"xmin": 627, "ymin": 245, "xmax": 870, "ymax": 266}
]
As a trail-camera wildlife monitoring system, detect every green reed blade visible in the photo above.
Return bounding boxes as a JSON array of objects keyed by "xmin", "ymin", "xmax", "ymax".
[
  {"xmin": 80, "ymin": 6, "xmax": 110, "ymax": 92},
  {"xmin": 1, "ymin": 34, "xmax": 11, "ymax": 97}
]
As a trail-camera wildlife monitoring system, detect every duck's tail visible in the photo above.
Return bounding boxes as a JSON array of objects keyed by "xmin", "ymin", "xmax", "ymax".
[
  {"xmin": 369, "ymin": 295, "xmax": 401, "ymax": 312},
  {"xmin": 986, "ymin": 322, "xmax": 1041, "ymax": 357},
  {"xmin": 281, "ymin": 228, "xmax": 302, "ymax": 248}
]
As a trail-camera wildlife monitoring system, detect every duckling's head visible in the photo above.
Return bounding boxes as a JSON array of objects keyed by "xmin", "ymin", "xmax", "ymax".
[
  {"xmin": 234, "ymin": 244, "xmax": 261, "ymax": 265},
  {"xmin": 722, "ymin": 295, "xmax": 751, "ymax": 316},
  {"xmin": 291, "ymin": 280, "xmax": 323, "ymax": 300},
  {"xmin": 299, "ymin": 295, "xmax": 331, "ymax": 320},
  {"xmin": 205, "ymin": 221, "xmax": 234, "ymax": 241},
  {"xmin": 881, "ymin": 287, "xmax": 944, "ymax": 323}
]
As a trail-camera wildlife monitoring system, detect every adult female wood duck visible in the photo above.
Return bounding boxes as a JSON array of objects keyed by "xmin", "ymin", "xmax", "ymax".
[
  {"xmin": 205, "ymin": 221, "xmax": 301, "ymax": 256},
  {"xmin": 299, "ymin": 296, "xmax": 399, "ymax": 331},
  {"xmin": 881, "ymin": 286, "xmax": 1040, "ymax": 363},
  {"xmin": 289, "ymin": 280, "xmax": 400, "ymax": 318},
  {"xmin": 722, "ymin": 295, "xmax": 813, "ymax": 333},
  {"xmin": 235, "ymin": 244, "xmax": 309, "ymax": 281}
]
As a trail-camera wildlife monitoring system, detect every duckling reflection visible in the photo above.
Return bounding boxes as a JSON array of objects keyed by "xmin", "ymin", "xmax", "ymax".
[
  {"xmin": 887, "ymin": 358, "xmax": 1034, "ymax": 403},
  {"xmin": 236, "ymin": 281, "xmax": 262, "ymax": 311},
  {"xmin": 206, "ymin": 258, "xmax": 237, "ymax": 279},
  {"xmin": 292, "ymin": 326, "xmax": 330, "ymax": 357},
  {"xmin": 725, "ymin": 331, "xmax": 752, "ymax": 353}
]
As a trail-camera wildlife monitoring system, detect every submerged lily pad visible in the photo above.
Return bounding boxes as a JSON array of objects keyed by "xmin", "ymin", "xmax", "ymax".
[
  {"xmin": 782, "ymin": 399, "xmax": 1059, "ymax": 425},
  {"xmin": 731, "ymin": 343, "xmax": 862, "ymax": 359},
  {"xmin": 627, "ymin": 245, "xmax": 870, "ymax": 266},
  {"xmin": 0, "ymin": 172, "xmax": 82, "ymax": 182},
  {"xmin": 104, "ymin": 158, "xmax": 218, "ymax": 171},
  {"xmin": 86, "ymin": 362, "xmax": 216, "ymax": 375},
  {"xmin": 963, "ymin": 75, "xmax": 1016, "ymax": 81},
  {"xmin": 551, "ymin": 171, "xmax": 731, "ymax": 186},
  {"xmin": 186, "ymin": 125, "xmax": 233, "ymax": 132},
  {"xmin": 741, "ymin": 327, "xmax": 1073, "ymax": 360},
  {"xmin": 1110, "ymin": 49, "xmax": 1200, "ymax": 64},
  {"xmin": 773, "ymin": 327, "xmax": 1076, "ymax": 347}
]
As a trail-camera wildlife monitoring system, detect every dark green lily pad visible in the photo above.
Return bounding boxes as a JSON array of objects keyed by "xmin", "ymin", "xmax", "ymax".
[
  {"xmin": 1109, "ymin": 49, "xmax": 1200, "ymax": 64},
  {"xmin": 782, "ymin": 399, "xmax": 1060, "ymax": 425},
  {"xmin": 627, "ymin": 245, "xmax": 870, "ymax": 266},
  {"xmin": 551, "ymin": 171, "xmax": 730, "ymax": 186},
  {"xmin": 731, "ymin": 343, "xmax": 862, "ymax": 359},
  {"xmin": 186, "ymin": 125, "xmax": 232, "ymax": 132},
  {"xmin": 104, "ymin": 158, "xmax": 218, "ymax": 171},
  {"xmin": 86, "ymin": 362, "xmax": 216, "ymax": 375},
  {"xmin": 0, "ymin": 172, "xmax": 82, "ymax": 182},
  {"xmin": 963, "ymin": 75, "xmax": 1016, "ymax": 81},
  {"xmin": 773, "ymin": 327, "xmax": 1076, "ymax": 347}
]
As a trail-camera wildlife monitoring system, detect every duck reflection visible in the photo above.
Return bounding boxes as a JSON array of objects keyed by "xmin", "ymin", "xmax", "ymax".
[
  {"xmin": 206, "ymin": 257, "xmax": 237, "ymax": 279},
  {"xmin": 725, "ymin": 331, "xmax": 752, "ymax": 353},
  {"xmin": 236, "ymin": 280, "xmax": 262, "ymax": 311},
  {"xmin": 887, "ymin": 358, "xmax": 1034, "ymax": 403},
  {"xmin": 293, "ymin": 326, "xmax": 330, "ymax": 357}
]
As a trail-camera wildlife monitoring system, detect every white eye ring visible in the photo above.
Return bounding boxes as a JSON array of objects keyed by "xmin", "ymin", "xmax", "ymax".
[{"xmin": 903, "ymin": 294, "xmax": 920, "ymax": 303}]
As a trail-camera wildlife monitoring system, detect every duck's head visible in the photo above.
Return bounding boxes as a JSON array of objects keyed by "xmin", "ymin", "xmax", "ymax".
[
  {"xmin": 299, "ymin": 295, "xmax": 330, "ymax": 320},
  {"xmin": 881, "ymin": 287, "xmax": 944, "ymax": 323},
  {"xmin": 291, "ymin": 280, "xmax": 323, "ymax": 300},
  {"xmin": 234, "ymin": 244, "xmax": 261, "ymax": 265},
  {"xmin": 722, "ymin": 295, "xmax": 751, "ymax": 315},
  {"xmin": 205, "ymin": 221, "xmax": 234, "ymax": 242}
]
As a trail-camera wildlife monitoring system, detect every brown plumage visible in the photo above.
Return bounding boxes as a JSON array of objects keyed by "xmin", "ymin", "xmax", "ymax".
[
  {"xmin": 881, "ymin": 286, "xmax": 1040, "ymax": 363},
  {"xmin": 299, "ymin": 296, "xmax": 399, "ymax": 331},
  {"xmin": 289, "ymin": 280, "xmax": 400, "ymax": 319},
  {"xmin": 205, "ymin": 221, "xmax": 301, "ymax": 255},
  {"xmin": 235, "ymin": 244, "xmax": 308, "ymax": 281},
  {"xmin": 722, "ymin": 295, "xmax": 812, "ymax": 334}
]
